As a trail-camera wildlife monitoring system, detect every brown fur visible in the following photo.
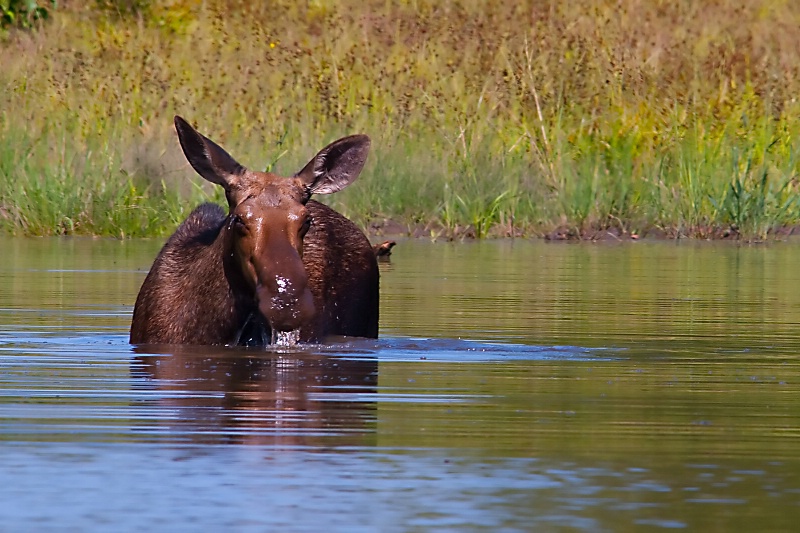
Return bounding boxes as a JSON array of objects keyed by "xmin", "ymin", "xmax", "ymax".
[{"xmin": 130, "ymin": 117, "xmax": 378, "ymax": 345}]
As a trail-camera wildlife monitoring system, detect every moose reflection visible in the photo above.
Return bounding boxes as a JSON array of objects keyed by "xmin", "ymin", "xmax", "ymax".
[{"xmin": 133, "ymin": 345, "xmax": 378, "ymax": 447}]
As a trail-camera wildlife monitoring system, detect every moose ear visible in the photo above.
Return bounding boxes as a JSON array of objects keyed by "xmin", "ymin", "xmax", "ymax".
[
  {"xmin": 295, "ymin": 134, "xmax": 371, "ymax": 195},
  {"xmin": 174, "ymin": 116, "xmax": 246, "ymax": 191}
]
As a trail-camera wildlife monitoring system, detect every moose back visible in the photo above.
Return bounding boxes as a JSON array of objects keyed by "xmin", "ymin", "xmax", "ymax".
[{"xmin": 130, "ymin": 116, "xmax": 379, "ymax": 346}]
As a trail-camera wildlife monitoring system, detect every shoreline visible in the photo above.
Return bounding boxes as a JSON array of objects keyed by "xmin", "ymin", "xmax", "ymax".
[{"xmin": 365, "ymin": 218, "xmax": 800, "ymax": 243}]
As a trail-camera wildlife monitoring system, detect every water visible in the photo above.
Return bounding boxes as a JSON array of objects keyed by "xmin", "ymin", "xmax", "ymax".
[{"xmin": 2, "ymin": 236, "xmax": 800, "ymax": 531}]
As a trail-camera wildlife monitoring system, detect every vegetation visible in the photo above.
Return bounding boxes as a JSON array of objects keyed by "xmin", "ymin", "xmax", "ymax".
[
  {"xmin": 1, "ymin": 0, "xmax": 55, "ymax": 31},
  {"xmin": 1, "ymin": 0, "xmax": 800, "ymax": 239}
]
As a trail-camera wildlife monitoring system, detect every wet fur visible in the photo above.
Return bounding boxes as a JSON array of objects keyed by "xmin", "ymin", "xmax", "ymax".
[{"xmin": 130, "ymin": 200, "xmax": 379, "ymax": 345}]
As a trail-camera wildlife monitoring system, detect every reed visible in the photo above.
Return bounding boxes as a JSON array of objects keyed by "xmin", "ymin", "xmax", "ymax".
[{"xmin": 1, "ymin": 0, "xmax": 800, "ymax": 239}]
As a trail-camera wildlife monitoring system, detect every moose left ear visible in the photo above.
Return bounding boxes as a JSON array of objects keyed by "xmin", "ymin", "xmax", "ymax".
[
  {"xmin": 295, "ymin": 134, "xmax": 371, "ymax": 195},
  {"xmin": 174, "ymin": 116, "xmax": 246, "ymax": 191}
]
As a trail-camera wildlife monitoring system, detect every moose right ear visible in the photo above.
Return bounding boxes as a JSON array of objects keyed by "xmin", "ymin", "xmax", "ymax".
[
  {"xmin": 295, "ymin": 134, "xmax": 371, "ymax": 196},
  {"xmin": 174, "ymin": 116, "xmax": 246, "ymax": 192}
]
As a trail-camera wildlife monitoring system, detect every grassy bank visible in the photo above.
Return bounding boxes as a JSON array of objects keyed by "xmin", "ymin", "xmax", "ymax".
[{"xmin": 2, "ymin": 0, "xmax": 800, "ymax": 239}]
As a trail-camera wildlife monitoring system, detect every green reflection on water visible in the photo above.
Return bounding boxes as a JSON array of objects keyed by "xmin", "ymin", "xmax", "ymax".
[
  {"xmin": 0, "ymin": 236, "xmax": 156, "ymax": 330},
  {"xmin": 374, "ymin": 239, "xmax": 800, "ymax": 467},
  {"xmin": 380, "ymin": 239, "xmax": 800, "ymax": 350}
]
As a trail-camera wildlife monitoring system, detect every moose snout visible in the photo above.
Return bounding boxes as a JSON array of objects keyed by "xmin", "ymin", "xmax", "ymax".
[{"xmin": 256, "ymin": 276, "xmax": 316, "ymax": 332}]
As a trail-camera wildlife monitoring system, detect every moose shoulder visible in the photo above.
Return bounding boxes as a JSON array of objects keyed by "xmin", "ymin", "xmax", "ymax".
[{"xmin": 130, "ymin": 116, "xmax": 379, "ymax": 346}]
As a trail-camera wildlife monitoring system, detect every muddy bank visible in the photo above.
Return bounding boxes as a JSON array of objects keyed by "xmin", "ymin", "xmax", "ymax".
[{"xmin": 366, "ymin": 218, "xmax": 800, "ymax": 243}]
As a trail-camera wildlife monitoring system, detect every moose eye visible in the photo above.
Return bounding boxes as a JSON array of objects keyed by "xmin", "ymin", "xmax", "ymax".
[{"xmin": 231, "ymin": 215, "xmax": 248, "ymax": 234}]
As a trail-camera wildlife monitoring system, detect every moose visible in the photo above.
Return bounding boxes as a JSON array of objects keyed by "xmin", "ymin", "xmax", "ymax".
[{"xmin": 130, "ymin": 116, "xmax": 379, "ymax": 346}]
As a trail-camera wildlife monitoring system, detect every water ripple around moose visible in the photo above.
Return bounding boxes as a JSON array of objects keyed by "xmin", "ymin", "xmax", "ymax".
[{"xmin": 2, "ymin": 236, "xmax": 800, "ymax": 531}]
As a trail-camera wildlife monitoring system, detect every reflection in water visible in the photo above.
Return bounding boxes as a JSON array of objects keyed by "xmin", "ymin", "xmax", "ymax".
[
  {"xmin": 5, "ymin": 237, "xmax": 800, "ymax": 530},
  {"xmin": 132, "ymin": 345, "xmax": 378, "ymax": 447}
]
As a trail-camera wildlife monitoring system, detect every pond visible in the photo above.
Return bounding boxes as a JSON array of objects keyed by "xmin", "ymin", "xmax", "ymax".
[{"xmin": 2, "ymin": 236, "xmax": 800, "ymax": 531}]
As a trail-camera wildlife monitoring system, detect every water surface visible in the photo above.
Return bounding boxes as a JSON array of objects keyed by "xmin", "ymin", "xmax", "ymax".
[{"xmin": 2, "ymin": 237, "xmax": 800, "ymax": 531}]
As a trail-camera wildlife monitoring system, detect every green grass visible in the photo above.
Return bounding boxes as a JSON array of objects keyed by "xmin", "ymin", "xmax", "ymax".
[
  {"xmin": 0, "ymin": 118, "xmax": 211, "ymax": 237},
  {"xmin": 2, "ymin": 0, "xmax": 800, "ymax": 239}
]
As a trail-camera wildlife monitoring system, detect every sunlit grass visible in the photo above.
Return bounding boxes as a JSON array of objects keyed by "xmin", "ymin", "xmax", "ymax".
[{"xmin": 2, "ymin": 0, "xmax": 800, "ymax": 239}]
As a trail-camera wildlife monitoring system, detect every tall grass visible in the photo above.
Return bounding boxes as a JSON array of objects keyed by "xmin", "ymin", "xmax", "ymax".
[
  {"xmin": 0, "ymin": 118, "xmax": 208, "ymax": 237},
  {"xmin": 2, "ymin": 0, "xmax": 800, "ymax": 239}
]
